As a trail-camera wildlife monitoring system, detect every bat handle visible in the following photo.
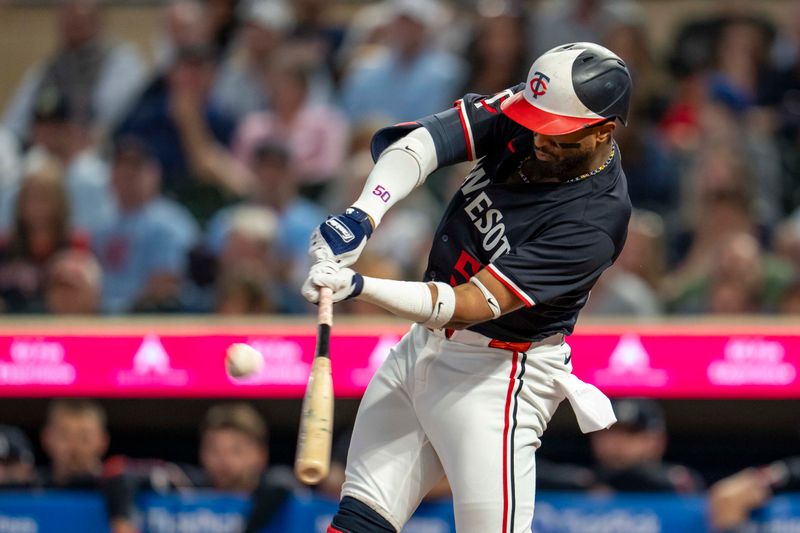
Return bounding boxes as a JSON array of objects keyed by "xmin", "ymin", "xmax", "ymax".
[{"xmin": 318, "ymin": 286, "xmax": 333, "ymax": 326}]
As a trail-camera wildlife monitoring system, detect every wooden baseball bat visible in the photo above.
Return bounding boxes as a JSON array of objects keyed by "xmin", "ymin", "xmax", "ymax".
[{"xmin": 294, "ymin": 287, "xmax": 334, "ymax": 484}]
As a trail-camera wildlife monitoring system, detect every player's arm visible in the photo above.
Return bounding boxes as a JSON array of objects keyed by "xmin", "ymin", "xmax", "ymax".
[
  {"xmin": 304, "ymin": 223, "xmax": 618, "ymax": 328},
  {"xmin": 440, "ymin": 269, "xmax": 524, "ymax": 329},
  {"xmin": 306, "ymin": 127, "xmax": 437, "ymax": 266},
  {"xmin": 301, "ymin": 266, "xmax": 525, "ymax": 329},
  {"xmin": 307, "ymin": 86, "xmax": 523, "ymax": 268}
]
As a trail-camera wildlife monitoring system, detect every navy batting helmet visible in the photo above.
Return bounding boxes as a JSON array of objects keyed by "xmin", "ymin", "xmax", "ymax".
[{"xmin": 501, "ymin": 42, "xmax": 632, "ymax": 135}]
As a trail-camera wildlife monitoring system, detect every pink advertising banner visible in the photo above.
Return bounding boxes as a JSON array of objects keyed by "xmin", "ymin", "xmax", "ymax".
[{"xmin": 0, "ymin": 321, "xmax": 798, "ymax": 398}]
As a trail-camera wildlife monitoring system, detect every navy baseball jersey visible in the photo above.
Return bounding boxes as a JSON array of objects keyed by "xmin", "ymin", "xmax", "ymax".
[{"xmin": 371, "ymin": 85, "xmax": 632, "ymax": 343}]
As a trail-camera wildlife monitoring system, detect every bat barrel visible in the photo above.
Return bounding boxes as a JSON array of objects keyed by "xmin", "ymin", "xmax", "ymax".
[{"xmin": 294, "ymin": 356, "xmax": 334, "ymax": 484}]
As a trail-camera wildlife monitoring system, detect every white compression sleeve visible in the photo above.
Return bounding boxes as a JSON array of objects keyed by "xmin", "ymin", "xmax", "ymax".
[
  {"xmin": 357, "ymin": 277, "xmax": 455, "ymax": 328},
  {"xmin": 351, "ymin": 127, "xmax": 438, "ymax": 226}
]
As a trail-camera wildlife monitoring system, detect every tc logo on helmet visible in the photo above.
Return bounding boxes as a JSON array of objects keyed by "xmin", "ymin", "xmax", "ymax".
[{"xmin": 529, "ymin": 71, "xmax": 550, "ymax": 99}]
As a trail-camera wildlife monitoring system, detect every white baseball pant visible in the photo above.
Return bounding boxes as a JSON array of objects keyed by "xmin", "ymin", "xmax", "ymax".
[{"xmin": 340, "ymin": 324, "xmax": 574, "ymax": 533}]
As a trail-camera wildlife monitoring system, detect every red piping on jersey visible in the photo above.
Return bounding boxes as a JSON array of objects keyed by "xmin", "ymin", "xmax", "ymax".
[
  {"xmin": 486, "ymin": 265, "xmax": 534, "ymax": 308},
  {"xmin": 502, "ymin": 351, "xmax": 519, "ymax": 533},
  {"xmin": 481, "ymin": 100, "xmax": 498, "ymax": 114},
  {"xmin": 455, "ymin": 100, "xmax": 475, "ymax": 161},
  {"xmin": 506, "ymin": 140, "xmax": 516, "ymax": 153},
  {"xmin": 327, "ymin": 527, "xmax": 346, "ymax": 533}
]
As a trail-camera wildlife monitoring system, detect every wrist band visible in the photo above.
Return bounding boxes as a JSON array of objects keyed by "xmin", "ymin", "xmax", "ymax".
[{"xmin": 422, "ymin": 282, "xmax": 456, "ymax": 329}]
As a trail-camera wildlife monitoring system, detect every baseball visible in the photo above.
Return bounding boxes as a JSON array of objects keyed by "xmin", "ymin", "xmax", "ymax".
[{"xmin": 225, "ymin": 343, "xmax": 264, "ymax": 378}]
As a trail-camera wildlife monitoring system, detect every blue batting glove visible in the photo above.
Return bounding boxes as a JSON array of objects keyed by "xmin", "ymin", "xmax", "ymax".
[{"xmin": 308, "ymin": 207, "xmax": 373, "ymax": 266}]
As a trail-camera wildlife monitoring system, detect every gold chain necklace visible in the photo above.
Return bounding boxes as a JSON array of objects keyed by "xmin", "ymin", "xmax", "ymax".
[{"xmin": 517, "ymin": 145, "xmax": 616, "ymax": 184}]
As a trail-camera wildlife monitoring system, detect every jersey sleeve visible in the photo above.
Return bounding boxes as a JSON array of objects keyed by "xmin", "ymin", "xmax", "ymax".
[
  {"xmin": 485, "ymin": 223, "xmax": 617, "ymax": 307},
  {"xmin": 370, "ymin": 83, "xmax": 526, "ymax": 167}
]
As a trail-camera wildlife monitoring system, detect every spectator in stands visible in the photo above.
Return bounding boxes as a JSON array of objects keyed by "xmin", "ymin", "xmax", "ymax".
[
  {"xmin": 114, "ymin": 43, "xmax": 244, "ymax": 222},
  {"xmin": 201, "ymin": 403, "xmax": 272, "ymax": 490},
  {"xmin": 2, "ymin": 0, "xmax": 146, "ymax": 142},
  {"xmin": 211, "ymin": 0, "xmax": 295, "ymax": 120},
  {"xmin": 527, "ymin": 0, "xmax": 638, "ymax": 57},
  {"xmin": 100, "ymin": 405, "xmax": 295, "ymax": 531},
  {"xmin": 779, "ymin": 280, "xmax": 800, "ymax": 313},
  {"xmin": 710, "ymin": 457, "xmax": 800, "ymax": 530},
  {"xmin": 45, "ymin": 249, "xmax": 102, "ymax": 315},
  {"xmin": 186, "ymin": 204, "xmax": 280, "ymax": 313},
  {"xmin": 709, "ymin": 16, "xmax": 775, "ymax": 115},
  {"xmin": 536, "ymin": 456, "xmax": 599, "ymax": 492},
  {"xmin": 40, "ymin": 399, "xmax": 136, "ymax": 533},
  {"xmin": 0, "ymin": 425, "xmax": 36, "ymax": 488},
  {"xmin": 590, "ymin": 398, "xmax": 705, "ymax": 493},
  {"xmin": 583, "ymin": 211, "xmax": 664, "ymax": 316},
  {"xmin": 215, "ymin": 267, "xmax": 273, "ymax": 315},
  {"xmin": 198, "ymin": 403, "xmax": 296, "ymax": 532},
  {"xmin": 601, "ymin": 16, "xmax": 681, "ymax": 217},
  {"xmin": 667, "ymin": 231, "xmax": 794, "ymax": 314},
  {"xmin": 664, "ymin": 77, "xmax": 783, "ymax": 227},
  {"xmin": 205, "ymin": 142, "xmax": 324, "ymax": 311},
  {"xmin": 334, "ymin": 0, "xmax": 394, "ymax": 75},
  {"xmin": 539, "ymin": 398, "xmax": 705, "ymax": 491},
  {"xmin": 0, "ymin": 85, "xmax": 115, "ymax": 236},
  {"xmin": 93, "ymin": 137, "xmax": 198, "ymax": 314},
  {"xmin": 760, "ymin": 41, "xmax": 800, "ymax": 212},
  {"xmin": 461, "ymin": 6, "xmax": 528, "ymax": 97},
  {"xmin": 207, "ymin": 0, "xmax": 242, "ymax": 56},
  {"xmin": 770, "ymin": 3, "xmax": 800, "ymax": 69},
  {"xmin": 153, "ymin": 0, "xmax": 213, "ymax": 72},
  {"xmin": 664, "ymin": 143, "xmax": 759, "ymax": 280},
  {"xmin": 774, "ymin": 216, "xmax": 800, "ymax": 270},
  {"xmin": 40, "ymin": 399, "xmax": 109, "ymax": 488},
  {"xmin": 213, "ymin": 206, "xmax": 279, "ymax": 314},
  {"xmin": 603, "ymin": 12, "xmax": 670, "ymax": 123},
  {"xmin": 233, "ymin": 55, "xmax": 348, "ymax": 196},
  {"xmin": 0, "ymin": 126, "xmax": 22, "ymax": 196},
  {"xmin": 290, "ymin": 0, "xmax": 346, "ymax": 80},
  {"xmin": 0, "ymin": 157, "xmax": 84, "ymax": 313},
  {"xmin": 613, "ymin": 116, "xmax": 680, "ymax": 216},
  {"xmin": 340, "ymin": 0, "xmax": 466, "ymax": 125}
]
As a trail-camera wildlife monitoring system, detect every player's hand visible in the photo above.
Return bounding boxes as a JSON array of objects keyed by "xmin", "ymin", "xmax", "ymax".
[
  {"xmin": 709, "ymin": 468, "xmax": 772, "ymax": 530},
  {"xmin": 309, "ymin": 207, "xmax": 373, "ymax": 266},
  {"xmin": 301, "ymin": 262, "xmax": 364, "ymax": 304}
]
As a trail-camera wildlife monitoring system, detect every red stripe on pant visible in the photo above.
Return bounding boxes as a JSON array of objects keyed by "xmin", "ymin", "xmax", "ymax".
[
  {"xmin": 327, "ymin": 526, "xmax": 346, "ymax": 533},
  {"xmin": 501, "ymin": 351, "xmax": 519, "ymax": 533}
]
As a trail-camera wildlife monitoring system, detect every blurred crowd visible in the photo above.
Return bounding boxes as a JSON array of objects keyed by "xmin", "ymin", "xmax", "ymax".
[
  {"xmin": 0, "ymin": 400, "xmax": 299, "ymax": 533},
  {"xmin": 2, "ymin": 0, "xmax": 800, "ymax": 317},
  {"xmin": 2, "ymin": 398, "xmax": 798, "ymax": 532}
]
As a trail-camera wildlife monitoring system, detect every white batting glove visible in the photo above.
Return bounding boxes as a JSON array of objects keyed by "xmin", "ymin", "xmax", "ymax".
[{"xmin": 301, "ymin": 263, "xmax": 364, "ymax": 304}]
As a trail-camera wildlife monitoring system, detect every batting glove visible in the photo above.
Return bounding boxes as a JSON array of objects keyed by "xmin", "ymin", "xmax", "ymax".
[
  {"xmin": 301, "ymin": 262, "xmax": 364, "ymax": 304},
  {"xmin": 308, "ymin": 207, "xmax": 373, "ymax": 266}
]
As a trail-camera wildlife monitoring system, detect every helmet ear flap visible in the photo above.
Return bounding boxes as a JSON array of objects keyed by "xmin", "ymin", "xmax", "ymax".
[{"xmin": 571, "ymin": 50, "xmax": 632, "ymax": 126}]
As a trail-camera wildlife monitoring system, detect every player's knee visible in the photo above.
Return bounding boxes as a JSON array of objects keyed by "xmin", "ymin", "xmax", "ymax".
[{"xmin": 329, "ymin": 496, "xmax": 397, "ymax": 533}]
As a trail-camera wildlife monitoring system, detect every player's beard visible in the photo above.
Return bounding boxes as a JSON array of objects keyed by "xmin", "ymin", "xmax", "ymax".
[{"xmin": 531, "ymin": 149, "xmax": 594, "ymax": 182}]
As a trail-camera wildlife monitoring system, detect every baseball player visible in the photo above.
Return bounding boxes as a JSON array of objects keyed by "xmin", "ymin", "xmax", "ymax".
[{"xmin": 303, "ymin": 42, "xmax": 632, "ymax": 533}]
